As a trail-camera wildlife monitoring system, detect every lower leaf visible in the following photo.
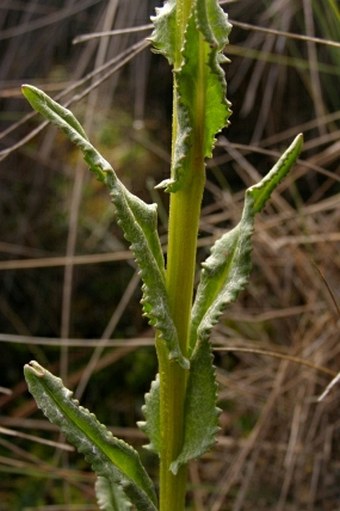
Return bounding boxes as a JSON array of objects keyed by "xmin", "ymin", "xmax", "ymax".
[
  {"xmin": 95, "ymin": 476, "xmax": 132, "ymax": 511},
  {"xmin": 24, "ymin": 361, "xmax": 158, "ymax": 511},
  {"xmin": 170, "ymin": 337, "xmax": 219, "ymax": 474}
]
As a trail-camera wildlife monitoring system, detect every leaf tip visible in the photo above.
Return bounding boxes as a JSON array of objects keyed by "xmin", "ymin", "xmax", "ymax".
[
  {"xmin": 21, "ymin": 83, "xmax": 33, "ymax": 101},
  {"xmin": 24, "ymin": 360, "xmax": 45, "ymax": 378},
  {"xmin": 21, "ymin": 83, "xmax": 40, "ymax": 98},
  {"xmin": 295, "ymin": 132, "xmax": 304, "ymax": 149},
  {"xmin": 21, "ymin": 83, "xmax": 31, "ymax": 91}
]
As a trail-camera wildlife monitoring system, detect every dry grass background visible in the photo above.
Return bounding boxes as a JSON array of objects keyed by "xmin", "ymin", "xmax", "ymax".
[{"xmin": 0, "ymin": 0, "xmax": 339, "ymax": 510}]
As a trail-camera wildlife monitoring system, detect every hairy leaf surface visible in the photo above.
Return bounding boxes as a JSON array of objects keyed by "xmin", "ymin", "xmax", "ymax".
[
  {"xmin": 195, "ymin": 0, "xmax": 232, "ymax": 158},
  {"xmin": 196, "ymin": 0, "xmax": 232, "ymax": 49},
  {"xmin": 171, "ymin": 134, "xmax": 303, "ymax": 470},
  {"xmin": 152, "ymin": 1, "xmax": 232, "ymax": 191},
  {"xmin": 139, "ymin": 339, "xmax": 220, "ymax": 472},
  {"xmin": 149, "ymin": 0, "xmax": 176, "ymax": 65},
  {"xmin": 95, "ymin": 476, "xmax": 132, "ymax": 511},
  {"xmin": 190, "ymin": 134, "xmax": 303, "ymax": 352},
  {"xmin": 22, "ymin": 84, "xmax": 188, "ymax": 368},
  {"xmin": 138, "ymin": 375, "xmax": 161, "ymax": 454},
  {"xmin": 170, "ymin": 337, "xmax": 219, "ymax": 474},
  {"xmin": 24, "ymin": 361, "xmax": 157, "ymax": 511}
]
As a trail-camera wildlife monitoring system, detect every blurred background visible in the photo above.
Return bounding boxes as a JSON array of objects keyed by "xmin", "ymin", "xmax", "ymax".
[{"xmin": 0, "ymin": 0, "xmax": 339, "ymax": 509}]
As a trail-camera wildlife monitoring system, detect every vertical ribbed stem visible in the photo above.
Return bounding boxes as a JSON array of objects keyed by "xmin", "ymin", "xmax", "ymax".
[{"xmin": 156, "ymin": 1, "xmax": 208, "ymax": 508}]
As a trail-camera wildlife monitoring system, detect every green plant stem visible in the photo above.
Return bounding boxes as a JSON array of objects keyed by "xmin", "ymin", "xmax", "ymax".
[
  {"xmin": 156, "ymin": 156, "xmax": 205, "ymax": 511},
  {"xmin": 156, "ymin": 37, "xmax": 207, "ymax": 511},
  {"xmin": 154, "ymin": 2, "xmax": 210, "ymax": 508},
  {"xmin": 157, "ymin": 101, "xmax": 206, "ymax": 511}
]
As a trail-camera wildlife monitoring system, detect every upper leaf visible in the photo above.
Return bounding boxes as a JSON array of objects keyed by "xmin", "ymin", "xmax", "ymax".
[
  {"xmin": 151, "ymin": 1, "xmax": 232, "ymax": 192},
  {"xmin": 195, "ymin": 0, "xmax": 232, "ymax": 159},
  {"xmin": 190, "ymin": 134, "xmax": 303, "ymax": 352},
  {"xmin": 196, "ymin": 0, "xmax": 232, "ymax": 50},
  {"xmin": 24, "ymin": 361, "xmax": 157, "ymax": 511},
  {"xmin": 150, "ymin": 0, "xmax": 232, "ymax": 63},
  {"xmin": 149, "ymin": 0, "xmax": 177, "ymax": 65},
  {"xmin": 22, "ymin": 84, "xmax": 188, "ymax": 369}
]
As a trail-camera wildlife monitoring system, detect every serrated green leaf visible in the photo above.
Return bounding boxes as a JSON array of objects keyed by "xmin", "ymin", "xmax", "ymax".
[
  {"xmin": 149, "ymin": 0, "xmax": 176, "ymax": 65},
  {"xmin": 22, "ymin": 84, "xmax": 89, "ymax": 140},
  {"xmin": 138, "ymin": 375, "xmax": 160, "ymax": 455},
  {"xmin": 190, "ymin": 220, "xmax": 252, "ymax": 353},
  {"xmin": 22, "ymin": 84, "xmax": 109, "ymax": 183},
  {"xmin": 24, "ymin": 361, "xmax": 157, "ymax": 511},
  {"xmin": 190, "ymin": 134, "xmax": 303, "ymax": 353},
  {"xmin": 249, "ymin": 133, "xmax": 303, "ymax": 214},
  {"xmin": 170, "ymin": 337, "xmax": 219, "ymax": 474},
  {"xmin": 195, "ymin": 0, "xmax": 232, "ymax": 159},
  {"xmin": 174, "ymin": 135, "xmax": 302, "ymax": 470},
  {"xmin": 196, "ymin": 0, "xmax": 232, "ymax": 50},
  {"xmin": 106, "ymin": 175, "xmax": 188, "ymax": 368},
  {"xmin": 22, "ymin": 84, "xmax": 189, "ymax": 369},
  {"xmin": 138, "ymin": 342, "xmax": 219, "ymax": 473},
  {"xmin": 96, "ymin": 476, "xmax": 132, "ymax": 511},
  {"xmin": 156, "ymin": 4, "xmax": 232, "ymax": 192}
]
